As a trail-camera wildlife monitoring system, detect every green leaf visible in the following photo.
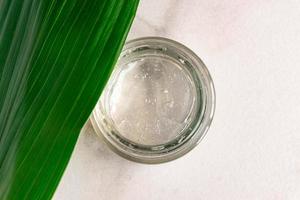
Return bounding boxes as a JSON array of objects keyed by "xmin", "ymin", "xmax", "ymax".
[{"xmin": 0, "ymin": 0, "xmax": 139, "ymax": 199}]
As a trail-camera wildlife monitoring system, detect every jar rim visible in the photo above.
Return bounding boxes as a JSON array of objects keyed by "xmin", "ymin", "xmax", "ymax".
[{"xmin": 90, "ymin": 37, "xmax": 215, "ymax": 164}]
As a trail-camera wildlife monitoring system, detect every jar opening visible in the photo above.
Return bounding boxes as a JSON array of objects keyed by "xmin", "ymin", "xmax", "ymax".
[{"xmin": 91, "ymin": 37, "xmax": 215, "ymax": 163}]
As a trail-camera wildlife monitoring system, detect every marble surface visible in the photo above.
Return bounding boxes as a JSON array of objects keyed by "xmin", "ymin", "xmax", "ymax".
[{"xmin": 53, "ymin": 0, "xmax": 300, "ymax": 199}]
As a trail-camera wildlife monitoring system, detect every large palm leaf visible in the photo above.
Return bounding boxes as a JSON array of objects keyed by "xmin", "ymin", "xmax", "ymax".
[{"xmin": 0, "ymin": 0, "xmax": 139, "ymax": 199}]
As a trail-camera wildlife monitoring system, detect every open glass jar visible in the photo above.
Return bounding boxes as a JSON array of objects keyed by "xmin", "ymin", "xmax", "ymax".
[{"xmin": 90, "ymin": 37, "xmax": 215, "ymax": 163}]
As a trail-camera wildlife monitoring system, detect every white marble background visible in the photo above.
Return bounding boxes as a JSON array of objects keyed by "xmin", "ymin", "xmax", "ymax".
[{"xmin": 54, "ymin": 0, "xmax": 300, "ymax": 199}]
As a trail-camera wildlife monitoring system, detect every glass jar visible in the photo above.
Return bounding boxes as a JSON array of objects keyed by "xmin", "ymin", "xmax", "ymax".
[{"xmin": 90, "ymin": 37, "xmax": 215, "ymax": 163}]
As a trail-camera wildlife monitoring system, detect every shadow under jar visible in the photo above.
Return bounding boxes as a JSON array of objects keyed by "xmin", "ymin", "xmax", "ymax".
[{"xmin": 90, "ymin": 37, "xmax": 215, "ymax": 164}]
